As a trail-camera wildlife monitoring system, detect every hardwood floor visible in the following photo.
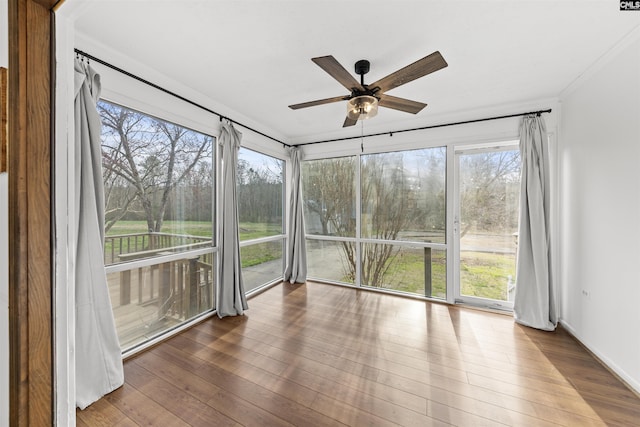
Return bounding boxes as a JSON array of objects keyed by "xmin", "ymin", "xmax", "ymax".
[{"xmin": 77, "ymin": 282, "xmax": 640, "ymax": 426}]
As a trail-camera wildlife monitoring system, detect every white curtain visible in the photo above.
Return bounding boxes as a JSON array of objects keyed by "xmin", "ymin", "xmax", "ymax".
[
  {"xmin": 513, "ymin": 115, "xmax": 557, "ymax": 331},
  {"xmin": 284, "ymin": 147, "xmax": 307, "ymax": 283},
  {"xmin": 217, "ymin": 120, "xmax": 248, "ymax": 317},
  {"xmin": 74, "ymin": 58, "xmax": 124, "ymax": 409}
]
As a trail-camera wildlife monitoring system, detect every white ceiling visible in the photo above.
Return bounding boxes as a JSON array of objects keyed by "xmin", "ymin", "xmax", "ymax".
[{"xmin": 71, "ymin": 1, "xmax": 640, "ymax": 145}]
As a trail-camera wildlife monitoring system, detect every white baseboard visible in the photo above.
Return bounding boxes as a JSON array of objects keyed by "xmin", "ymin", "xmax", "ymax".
[{"xmin": 559, "ymin": 319, "xmax": 640, "ymax": 396}]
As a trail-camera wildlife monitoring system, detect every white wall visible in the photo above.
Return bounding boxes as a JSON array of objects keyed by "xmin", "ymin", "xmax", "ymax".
[
  {"xmin": 559, "ymin": 35, "xmax": 640, "ymax": 393},
  {"xmin": 1, "ymin": 0, "xmax": 10, "ymax": 424}
]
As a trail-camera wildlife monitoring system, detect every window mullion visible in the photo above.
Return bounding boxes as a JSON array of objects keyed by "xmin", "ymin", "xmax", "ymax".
[{"xmin": 355, "ymin": 153, "xmax": 362, "ymax": 287}]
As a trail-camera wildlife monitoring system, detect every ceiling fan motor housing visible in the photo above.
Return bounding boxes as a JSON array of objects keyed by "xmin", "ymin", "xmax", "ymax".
[{"xmin": 355, "ymin": 59, "xmax": 370, "ymax": 76}]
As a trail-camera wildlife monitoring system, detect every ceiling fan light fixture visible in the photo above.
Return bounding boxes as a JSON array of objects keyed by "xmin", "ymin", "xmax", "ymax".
[
  {"xmin": 347, "ymin": 95, "xmax": 378, "ymax": 121},
  {"xmin": 290, "ymin": 52, "xmax": 448, "ymax": 127}
]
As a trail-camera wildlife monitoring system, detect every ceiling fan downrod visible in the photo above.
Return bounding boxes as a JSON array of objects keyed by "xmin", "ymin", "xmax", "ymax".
[{"xmin": 354, "ymin": 59, "xmax": 370, "ymax": 87}]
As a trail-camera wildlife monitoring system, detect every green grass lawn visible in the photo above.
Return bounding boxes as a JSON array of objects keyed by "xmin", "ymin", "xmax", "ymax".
[
  {"xmin": 105, "ymin": 221, "xmax": 514, "ymax": 301},
  {"xmin": 460, "ymin": 252, "xmax": 516, "ymax": 301},
  {"xmin": 238, "ymin": 222, "xmax": 283, "ymax": 241},
  {"xmin": 365, "ymin": 248, "xmax": 447, "ymax": 298},
  {"xmin": 241, "ymin": 241, "xmax": 283, "ymax": 268},
  {"xmin": 106, "ymin": 220, "xmax": 214, "ymax": 237},
  {"xmin": 104, "ymin": 220, "xmax": 282, "ymax": 265},
  {"xmin": 106, "ymin": 220, "xmax": 282, "ymax": 240},
  {"xmin": 361, "ymin": 247, "xmax": 514, "ymax": 301}
]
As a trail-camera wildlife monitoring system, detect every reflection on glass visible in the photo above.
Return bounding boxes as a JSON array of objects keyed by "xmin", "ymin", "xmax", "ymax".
[
  {"xmin": 107, "ymin": 252, "xmax": 216, "ymax": 350},
  {"xmin": 302, "ymin": 157, "xmax": 356, "ymax": 237},
  {"xmin": 361, "ymin": 243, "xmax": 446, "ymax": 299},
  {"xmin": 99, "ymin": 100, "xmax": 215, "ymax": 266},
  {"xmin": 241, "ymin": 240, "xmax": 283, "ymax": 292},
  {"xmin": 306, "ymin": 239, "xmax": 356, "ymax": 284},
  {"xmin": 237, "ymin": 148, "xmax": 284, "ymax": 241},
  {"xmin": 361, "ymin": 147, "xmax": 446, "ymax": 244}
]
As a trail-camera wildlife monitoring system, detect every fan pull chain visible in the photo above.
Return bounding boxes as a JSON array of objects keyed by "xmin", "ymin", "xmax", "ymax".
[{"xmin": 361, "ymin": 121, "xmax": 364, "ymax": 153}]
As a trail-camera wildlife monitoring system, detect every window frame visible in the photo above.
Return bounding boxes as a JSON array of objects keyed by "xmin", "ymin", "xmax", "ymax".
[
  {"xmin": 97, "ymin": 97, "xmax": 219, "ymax": 355},
  {"xmin": 302, "ymin": 146, "xmax": 448, "ymax": 300}
]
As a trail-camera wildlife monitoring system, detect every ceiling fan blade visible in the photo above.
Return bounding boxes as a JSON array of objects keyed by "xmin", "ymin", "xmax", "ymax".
[
  {"xmin": 312, "ymin": 55, "xmax": 365, "ymax": 92},
  {"xmin": 343, "ymin": 116, "xmax": 358, "ymax": 127},
  {"xmin": 369, "ymin": 51, "xmax": 448, "ymax": 94},
  {"xmin": 289, "ymin": 95, "xmax": 349, "ymax": 110},
  {"xmin": 378, "ymin": 94, "xmax": 427, "ymax": 114}
]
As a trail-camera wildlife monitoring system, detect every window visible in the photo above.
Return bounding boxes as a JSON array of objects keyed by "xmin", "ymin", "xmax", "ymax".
[
  {"xmin": 302, "ymin": 156, "xmax": 356, "ymax": 237},
  {"xmin": 302, "ymin": 156, "xmax": 357, "ymax": 283},
  {"xmin": 360, "ymin": 148, "xmax": 446, "ymax": 297},
  {"xmin": 361, "ymin": 148, "xmax": 446, "ymax": 244},
  {"xmin": 99, "ymin": 100, "xmax": 216, "ymax": 350},
  {"xmin": 302, "ymin": 148, "xmax": 446, "ymax": 299},
  {"xmin": 237, "ymin": 147, "xmax": 285, "ymax": 291}
]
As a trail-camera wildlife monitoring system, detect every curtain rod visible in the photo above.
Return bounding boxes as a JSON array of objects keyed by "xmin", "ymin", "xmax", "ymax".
[
  {"xmin": 295, "ymin": 108, "xmax": 552, "ymax": 146},
  {"xmin": 74, "ymin": 48, "xmax": 291, "ymax": 148},
  {"xmin": 74, "ymin": 49, "xmax": 551, "ymax": 150}
]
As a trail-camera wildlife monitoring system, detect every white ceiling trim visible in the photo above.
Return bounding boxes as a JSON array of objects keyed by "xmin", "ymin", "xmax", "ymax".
[{"xmin": 560, "ymin": 24, "xmax": 640, "ymax": 99}]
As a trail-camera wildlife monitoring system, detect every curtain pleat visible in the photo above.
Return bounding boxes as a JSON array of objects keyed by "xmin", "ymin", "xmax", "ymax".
[
  {"xmin": 513, "ymin": 115, "xmax": 557, "ymax": 331},
  {"xmin": 284, "ymin": 147, "xmax": 307, "ymax": 283},
  {"xmin": 74, "ymin": 58, "xmax": 124, "ymax": 409},
  {"xmin": 216, "ymin": 120, "xmax": 248, "ymax": 317}
]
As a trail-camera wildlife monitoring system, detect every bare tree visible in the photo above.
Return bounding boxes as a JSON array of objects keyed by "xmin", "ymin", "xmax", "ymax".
[
  {"xmin": 99, "ymin": 101, "xmax": 213, "ymax": 233},
  {"xmin": 459, "ymin": 150, "xmax": 520, "ymax": 236},
  {"xmin": 408, "ymin": 149, "xmax": 446, "ymax": 235},
  {"xmin": 302, "ymin": 155, "xmax": 408, "ymax": 286},
  {"xmin": 166, "ymin": 158, "xmax": 214, "ymax": 222},
  {"xmin": 359, "ymin": 153, "xmax": 408, "ymax": 286},
  {"xmin": 302, "ymin": 157, "xmax": 356, "ymax": 236}
]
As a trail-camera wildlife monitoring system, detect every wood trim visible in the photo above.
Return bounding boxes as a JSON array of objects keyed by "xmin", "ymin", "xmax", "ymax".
[
  {"xmin": 0, "ymin": 68, "xmax": 6, "ymax": 173},
  {"xmin": 8, "ymin": 0, "xmax": 59, "ymax": 425},
  {"xmin": 35, "ymin": 0, "xmax": 61, "ymax": 8}
]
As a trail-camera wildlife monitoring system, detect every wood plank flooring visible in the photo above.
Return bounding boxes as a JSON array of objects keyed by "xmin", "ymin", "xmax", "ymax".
[{"xmin": 77, "ymin": 282, "xmax": 640, "ymax": 426}]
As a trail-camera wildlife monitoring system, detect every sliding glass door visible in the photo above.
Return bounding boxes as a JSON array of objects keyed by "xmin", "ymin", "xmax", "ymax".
[{"xmin": 454, "ymin": 143, "xmax": 521, "ymax": 309}]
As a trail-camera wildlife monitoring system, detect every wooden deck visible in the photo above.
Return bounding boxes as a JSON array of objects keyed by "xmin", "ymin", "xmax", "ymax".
[
  {"xmin": 78, "ymin": 281, "xmax": 640, "ymax": 426},
  {"xmin": 107, "ymin": 254, "xmax": 215, "ymax": 349}
]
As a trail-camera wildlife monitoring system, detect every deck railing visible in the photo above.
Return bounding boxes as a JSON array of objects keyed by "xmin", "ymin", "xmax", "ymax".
[
  {"xmin": 105, "ymin": 232, "xmax": 213, "ymax": 265},
  {"xmin": 117, "ymin": 252, "xmax": 215, "ymax": 318},
  {"xmin": 106, "ymin": 232, "xmax": 216, "ymax": 348}
]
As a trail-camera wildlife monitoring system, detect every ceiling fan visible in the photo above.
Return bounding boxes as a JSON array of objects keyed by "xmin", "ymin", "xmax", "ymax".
[{"xmin": 288, "ymin": 51, "xmax": 448, "ymax": 127}]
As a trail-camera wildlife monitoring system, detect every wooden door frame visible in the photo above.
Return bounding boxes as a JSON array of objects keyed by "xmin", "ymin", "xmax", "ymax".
[{"xmin": 8, "ymin": 0, "xmax": 63, "ymax": 425}]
